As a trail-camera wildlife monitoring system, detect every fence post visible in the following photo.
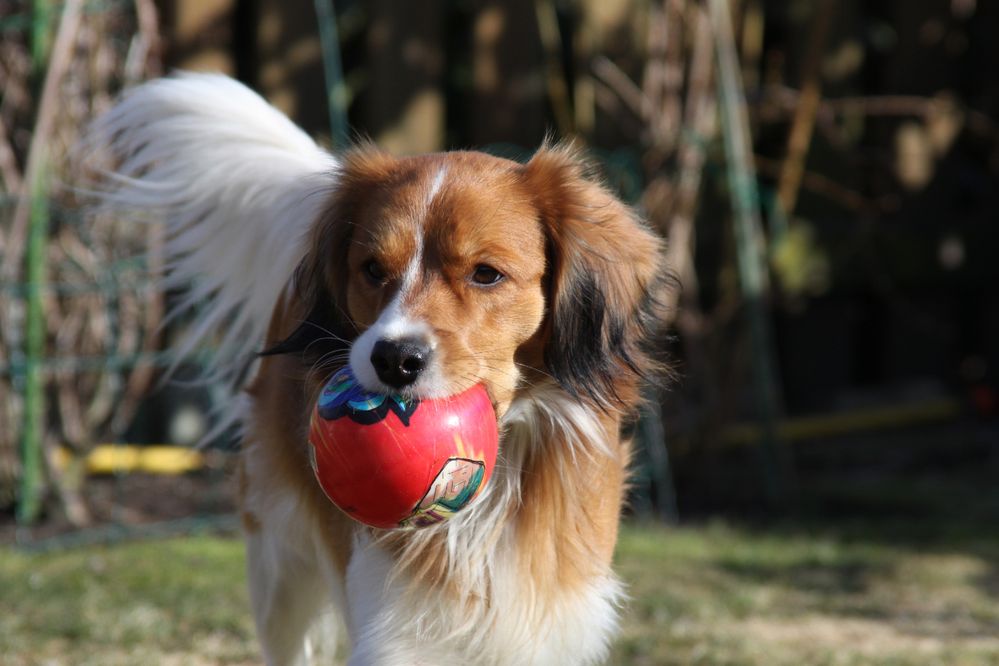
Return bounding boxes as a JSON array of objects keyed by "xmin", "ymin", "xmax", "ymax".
[
  {"xmin": 17, "ymin": 166, "xmax": 47, "ymax": 524},
  {"xmin": 15, "ymin": 0, "xmax": 56, "ymax": 525},
  {"xmin": 314, "ymin": 0, "xmax": 349, "ymax": 149},
  {"xmin": 17, "ymin": 0, "xmax": 82, "ymax": 524},
  {"xmin": 709, "ymin": 0, "xmax": 794, "ymax": 504}
]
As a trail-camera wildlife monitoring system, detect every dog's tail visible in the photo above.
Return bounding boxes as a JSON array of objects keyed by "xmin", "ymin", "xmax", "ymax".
[{"xmin": 87, "ymin": 72, "xmax": 337, "ymax": 388}]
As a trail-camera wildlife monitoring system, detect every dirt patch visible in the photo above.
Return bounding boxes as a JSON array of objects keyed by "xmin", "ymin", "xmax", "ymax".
[{"xmin": 733, "ymin": 615, "xmax": 999, "ymax": 657}]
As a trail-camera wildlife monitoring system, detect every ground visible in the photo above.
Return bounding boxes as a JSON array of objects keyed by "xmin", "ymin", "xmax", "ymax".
[
  {"xmin": 3, "ymin": 517, "xmax": 999, "ymax": 665},
  {"xmin": 3, "ymin": 423, "xmax": 998, "ymax": 664},
  {"xmin": 614, "ymin": 522, "xmax": 999, "ymax": 665}
]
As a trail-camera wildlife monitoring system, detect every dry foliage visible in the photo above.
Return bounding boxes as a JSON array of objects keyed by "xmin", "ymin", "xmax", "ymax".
[{"xmin": 0, "ymin": 0, "xmax": 162, "ymax": 522}]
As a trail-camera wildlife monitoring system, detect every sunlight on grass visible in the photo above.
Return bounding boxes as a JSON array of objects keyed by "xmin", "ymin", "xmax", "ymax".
[
  {"xmin": 0, "ymin": 538, "xmax": 256, "ymax": 665},
  {"xmin": 3, "ymin": 522, "xmax": 999, "ymax": 665},
  {"xmin": 611, "ymin": 522, "xmax": 999, "ymax": 665}
]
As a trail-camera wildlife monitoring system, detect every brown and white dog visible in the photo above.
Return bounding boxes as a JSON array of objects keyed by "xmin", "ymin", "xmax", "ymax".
[{"xmin": 91, "ymin": 73, "xmax": 668, "ymax": 665}]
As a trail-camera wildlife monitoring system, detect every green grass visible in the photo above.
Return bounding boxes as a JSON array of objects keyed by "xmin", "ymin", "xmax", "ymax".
[
  {"xmin": 3, "ymin": 522, "xmax": 999, "ymax": 665},
  {"xmin": 611, "ymin": 522, "xmax": 999, "ymax": 665},
  {"xmin": 0, "ymin": 537, "xmax": 256, "ymax": 665}
]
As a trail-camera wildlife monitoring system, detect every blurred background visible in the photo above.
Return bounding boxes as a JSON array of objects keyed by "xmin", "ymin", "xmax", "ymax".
[{"xmin": 2, "ymin": 0, "xmax": 998, "ymax": 663}]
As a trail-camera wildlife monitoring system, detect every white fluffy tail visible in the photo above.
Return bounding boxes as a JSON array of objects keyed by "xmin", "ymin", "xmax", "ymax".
[{"xmin": 87, "ymin": 72, "xmax": 337, "ymax": 388}]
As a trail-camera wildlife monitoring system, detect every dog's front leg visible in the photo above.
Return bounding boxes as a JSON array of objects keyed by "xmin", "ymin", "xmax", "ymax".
[{"xmin": 246, "ymin": 525, "xmax": 335, "ymax": 666}]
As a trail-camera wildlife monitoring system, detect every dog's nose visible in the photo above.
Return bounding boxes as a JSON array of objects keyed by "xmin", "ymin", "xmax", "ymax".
[{"xmin": 370, "ymin": 338, "xmax": 430, "ymax": 388}]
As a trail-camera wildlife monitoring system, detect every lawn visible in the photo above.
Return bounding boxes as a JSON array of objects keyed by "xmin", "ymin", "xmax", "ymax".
[
  {"xmin": 613, "ymin": 522, "xmax": 999, "ymax": 665},
  {"xmin": 3, "ymin": 519, "xmax": 999, "ymax": 665}
]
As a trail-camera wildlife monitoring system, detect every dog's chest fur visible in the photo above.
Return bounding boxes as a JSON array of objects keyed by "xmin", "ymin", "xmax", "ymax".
[{"xmin": 240, "ymin": 384, "xmax": 627, "ymax": 665}]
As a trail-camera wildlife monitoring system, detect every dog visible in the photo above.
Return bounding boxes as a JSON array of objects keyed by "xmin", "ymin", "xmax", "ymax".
[{"xmin": 89, "ymin": 72, "xmax": 668, "ymax": 665}]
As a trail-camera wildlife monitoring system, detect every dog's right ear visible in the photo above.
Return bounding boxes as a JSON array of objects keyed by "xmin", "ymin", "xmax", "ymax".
[
  {"xmin": 257, "ymin": 292, "xmax": 345, "ymax": 360},
  {"xmin": 260, "ymin": 144, "xmax": 398, "ymax": 362},
  {"xmin": 259, "ymin": 192, "xmax": 354, "ymax": 360}
]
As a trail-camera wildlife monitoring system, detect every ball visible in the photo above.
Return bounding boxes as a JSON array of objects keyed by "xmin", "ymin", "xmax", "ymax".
[{"xmin": 307, "ymin": 366, "xmax": 499, "ymax": 529}]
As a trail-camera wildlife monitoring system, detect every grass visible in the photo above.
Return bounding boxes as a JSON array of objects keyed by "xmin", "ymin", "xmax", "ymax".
[
  {"xmin": 3, "ymin": 520, "xmax": 999, "ymax": 665},
  {"xmin": 0, "ymin": 536, "xmax": 256, "ymax": 666},
  {"xmin": 611, "ymin": 522, "xmax": 999, "ymax": 665}
]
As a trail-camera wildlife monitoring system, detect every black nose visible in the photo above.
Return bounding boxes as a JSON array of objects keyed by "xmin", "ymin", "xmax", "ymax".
[{"xmin": 370, "ymin": 338, "xmax": 430, "ymax": 388}]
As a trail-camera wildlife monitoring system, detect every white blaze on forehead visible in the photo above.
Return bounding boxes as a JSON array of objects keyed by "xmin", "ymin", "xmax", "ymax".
[
  {"xmin": 402, "ymin": 219, "xmax": 424, "ymax": 291},
  {"xmin": 349, "ymin": 174, "xmax": 450, "ymax": 396},
  {"xmin": 426, "ymin": 165, "xmax": 447, "ymax": 207}
]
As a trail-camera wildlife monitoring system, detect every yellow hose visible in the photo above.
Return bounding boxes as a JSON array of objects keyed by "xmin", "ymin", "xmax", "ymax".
[{"xmin": 53, "ymin": 445, "xmax": 204, "ymax": 475}]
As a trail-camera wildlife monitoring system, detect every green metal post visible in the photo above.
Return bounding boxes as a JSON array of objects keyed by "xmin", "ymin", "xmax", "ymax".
[
  {"xmin": 31, "ymin": 0, "xmax": 50, "ymax": 74},
  {"xmin": 709, "ymin": 0, "xmax": 793, "ymax": 504},
  {"xmin": 314, "ymin": 0, "xmax": 350, "ymax": 149},
  {"xmin": 17, "ymin": 166, "xmax": 48, "ymax": 524},
  {"xmin": 18, "ymin": 0, "xmax": 53, "ymax": 525}
]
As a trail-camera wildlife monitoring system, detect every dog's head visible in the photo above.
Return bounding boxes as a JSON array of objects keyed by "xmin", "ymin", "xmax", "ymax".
[{"xmin": 270, "ymin": 144, "xmax": 667, "ymax": 416}]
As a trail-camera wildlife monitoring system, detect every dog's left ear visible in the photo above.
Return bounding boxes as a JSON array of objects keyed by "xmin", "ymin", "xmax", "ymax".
[{"xmin": 523, "ymin": 143, "xmax": 670, "ymax": 410}]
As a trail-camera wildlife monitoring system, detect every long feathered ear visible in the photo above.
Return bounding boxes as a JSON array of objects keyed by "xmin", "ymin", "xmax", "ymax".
[
  {"xmin": 257, "ymin": 219, "xmax": 351, "ymax": 362},
  {"xmin": 523, "ymin": 143, "xmax": 672, "ymax": 411},
  {"xmin": 261, "ymin": 145, "xmax": 398, "ymax": 364}
]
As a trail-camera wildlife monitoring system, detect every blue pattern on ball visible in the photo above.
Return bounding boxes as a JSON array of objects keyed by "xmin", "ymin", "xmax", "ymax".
[{"xmin": 317, "ymin": 366, "xmax": 420, "ymax": 426}]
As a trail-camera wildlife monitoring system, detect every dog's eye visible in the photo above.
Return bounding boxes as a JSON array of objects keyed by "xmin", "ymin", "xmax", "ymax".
[
  {"xmin": 471, "ymin": 264, "xmax": 504, "ymax": 286},
  {"xmin": 363, "ymin": 260, "xmax": 387, "ymax": 284}
]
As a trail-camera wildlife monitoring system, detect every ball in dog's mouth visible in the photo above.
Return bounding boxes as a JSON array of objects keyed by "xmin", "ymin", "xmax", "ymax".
[{"xmin": 307, "ymin": 365, "xmax": 499, "ymax": 529}]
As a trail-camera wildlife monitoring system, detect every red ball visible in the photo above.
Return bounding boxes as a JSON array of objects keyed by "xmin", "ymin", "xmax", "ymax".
[{"xmin": 308, "ymin": 366, "xmax": 498, "ymax": 529}]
